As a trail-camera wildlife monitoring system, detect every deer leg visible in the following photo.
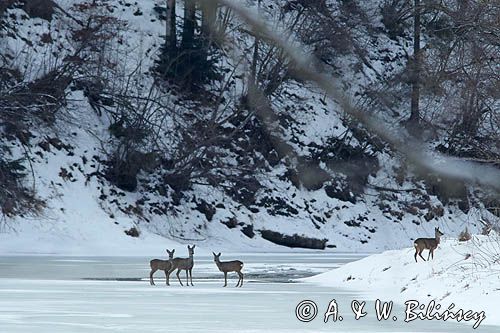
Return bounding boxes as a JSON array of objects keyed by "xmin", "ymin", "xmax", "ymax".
[
  {"xmin": 185, "ymin": 270, "xmax": 189, "ymax": 286},
  {"xmin": 189, "ymin": 269, "xmax": 194, "ymax": 286},
  {"xmin": 166, "ymin": 268, "xmax": 173, "ymax": 286},
  {"xmin": 430, "ymin": 248, "xmax": 434, "ymax": 260},
  {"xmin": 414, "ymin": 250, "xmax": 418, "ymax": 262},
  {"xmin": 150, "ymin": 269, "xmax": 156, "ymax": 285},
  {"xmin": 236, "ymin": 272, "xmax": 243, "ymax": 287},
  {"xmin": 164, "ymin": 270, "xmax": 169, "ymax": 285},
  {"xmin": 176, "ymin": 269, "xmax": 184, "ymax": 286},
  {"xmin": 418, "ymin": 249, "xmax": 426, "ymax": 261},
  {"xmin": 235, "ymin": 272, "xmax": 240, "ymax": 287},
  {"xmin": 223, "ymin": 272, "xmax": 227, "ymax": 287},
  {"xmin": 427, "ymin": 249, "xmax": 432, "ymax": 260}
]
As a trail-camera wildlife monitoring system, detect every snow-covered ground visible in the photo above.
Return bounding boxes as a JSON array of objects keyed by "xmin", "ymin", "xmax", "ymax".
[
  {"xmin": 1, "ymin": 0, "xmax": 495, "ymax": 255},
  {"xmin": 1, "ymin": 253, "xmax": 497, "ymax": 332},
  {"xmin": 306, "ymin": 235, "xmax": 500, "ymax": 329}
]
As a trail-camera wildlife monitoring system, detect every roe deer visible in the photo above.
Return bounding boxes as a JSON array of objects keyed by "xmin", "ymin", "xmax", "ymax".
[
  {"xmin": 414, "ymin": 227, "xmax": 444, "ymax": 262},
  {"xmin": 167, "ymin": 245, "xmax": 195, "ymax": 286},
  {"xmin": 213, "ymin": 252, "xmax": 244, "ymax": 287},
  {"xmin": 150, "ymin": 249, "xmax": 175, "ymax": 285}
]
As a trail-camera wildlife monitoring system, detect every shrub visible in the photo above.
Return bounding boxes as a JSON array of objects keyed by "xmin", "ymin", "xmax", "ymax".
[
  {"xmin": 458, "ymin": 227, "xmax": 472, "ymax": 242},
  {"xmin": 155, "ymin": 39, "xmax": 220, "ymax": 91}
]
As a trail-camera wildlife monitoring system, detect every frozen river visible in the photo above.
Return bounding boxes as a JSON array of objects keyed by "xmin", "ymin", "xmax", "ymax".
[{"xmin": 0, "ymin": 253, "xmax": 496, "ymax": 332}]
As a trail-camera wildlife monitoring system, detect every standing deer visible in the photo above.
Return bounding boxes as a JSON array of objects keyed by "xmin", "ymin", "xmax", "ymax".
[
  {"xmin": 414, "ymin": 227, "xmax": 444, "ymax": 262},
  {"xmin": 167, "ymin": 245, "xmax": 195, "ymax": 286},
  {"xmin": 213, "ymin": 252, "xmax": 244, "ymax": 287},
  {"xmin": 149, "ymin": 249, "xmax": 175, "ymax": 285}
]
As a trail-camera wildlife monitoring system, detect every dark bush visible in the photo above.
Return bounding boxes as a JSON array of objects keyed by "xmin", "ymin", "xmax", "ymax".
[
  {"xmin": 423, "ymin": 173, "xmax": 469, "ymax": 213},
  {"xmin": 221, "ymin": 217, "xmax": 239, "ymax": 229},
  {"xmin": 106, "ymin": 150, "xmax": 158, "ymax": 192},
  {"xmin": 0, "ymin": 147, "xmax": 43, "ymax": 216},
  {"xmin": 283, "ymin": 157, "xmax": 331, "ymax": 191},
  {"xmin": 164, "ymin": 172, "xmax": 192, "ymax": 193},
  {"xmin": 257, "ymin": 196, "xmax": 299, "ymax": 216},
  {"xmin": 225, "ymin": 176, "xmax": 261, "ymax": 207},
  {"xmin": 194, "ymin": 199, "xmax": 216, "ymax": 222},
  {"xmin": 124, "ymin": 227, "xmax": 140, "ymax": 237},
  {"xmin": 312, "ymin": 135, "xmax": 379, "ymax": 196},
  {"xmin": 20, "ymin": 0, "xmax": 57, "ymax": 21},
  {"xmin": 324, "ymin": 183, "xmax": 356, "ymax": 204},
  {"xmin": 241, "ymin": 224, "xmax": 255, "ymax": 238},
  {"xmin": 155, "ymin": 39, "xmax": 220, "ymax": 91},
  {"xmin": 380, "ymin": 0, "xmax": 408, "ymax": 39}
]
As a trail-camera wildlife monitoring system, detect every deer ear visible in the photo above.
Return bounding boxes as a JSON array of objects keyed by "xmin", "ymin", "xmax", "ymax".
[
  {"xmin": 212, "ymin": 252, "xmax": 216, "ymax": 256},
  {"xmin": 218, "ymin": 252, "xmax": 221, "ymax": 256},
  {"xmin": 192, "ymin": 245, "xmax": 196, "ymax": 249}
]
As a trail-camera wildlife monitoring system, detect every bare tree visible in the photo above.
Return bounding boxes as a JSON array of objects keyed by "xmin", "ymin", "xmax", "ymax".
[
  {"xmin": 165, "ymin": 0, "xmax": 177, "ymax": 50},
  {"xmin": 181, "ymin": 0, "xmax": 196, "ymax": 49},
  {"xmin": 409, "ymin": 0, "xmax": 421, "ymax": 129}
]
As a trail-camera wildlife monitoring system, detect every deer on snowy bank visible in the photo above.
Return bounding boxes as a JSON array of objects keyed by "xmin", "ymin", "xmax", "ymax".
[
  {"xmin": 149, "ymin": 249, "xmax": 175, "ymax": 285},
  {"xmin": 213, "ymin": 252, "xmax": 244, "ymax": 287},
  {"xmin": 414, "ymin": 227, "xmax": 444, "ymax": 262},
  {"xmin": 167, "ymin": 245, "xmax": 195, "ymax": 286}
]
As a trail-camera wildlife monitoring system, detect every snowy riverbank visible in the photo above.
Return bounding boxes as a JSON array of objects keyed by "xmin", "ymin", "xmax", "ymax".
[{"xmin": 306, "ymin": 235, "xmax": 500, "ymax": 328}]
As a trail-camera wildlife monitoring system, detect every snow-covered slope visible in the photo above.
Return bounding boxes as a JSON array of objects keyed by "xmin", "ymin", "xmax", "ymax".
[
  {"xmin": 0, "ymin": 0, "xmax": 497, "ymax": 255},
  {"xmin": 306, "ymin": 234, "xmax": 500, "ymax": 327}
]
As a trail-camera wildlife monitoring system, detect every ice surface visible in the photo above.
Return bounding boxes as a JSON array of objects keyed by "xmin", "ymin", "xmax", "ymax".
[{"xmin": 0, "ymin": 253, "xmax": 496, "ymax": 332}]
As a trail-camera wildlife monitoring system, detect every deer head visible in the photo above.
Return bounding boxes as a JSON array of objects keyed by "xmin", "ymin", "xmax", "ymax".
[
  {"xmin": 212, "ymin": 252, "xmax": 221, "ymax": 262},
  {"xmin": 188, "ymin": 245, "xmax": 195, "ymax": 256}
]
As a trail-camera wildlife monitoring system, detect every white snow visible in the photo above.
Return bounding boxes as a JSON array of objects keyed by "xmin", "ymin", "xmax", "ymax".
[{"xmin": 306, "ymin": 234, "xmax": 500, "ymax": 328}]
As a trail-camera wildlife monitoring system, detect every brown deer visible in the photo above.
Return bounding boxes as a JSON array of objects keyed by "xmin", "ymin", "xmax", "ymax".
[
  {"xmin": 414, "ymin": 227, "xmax": 444, "ymax": 262},
  {"xmin": 149, "ymin": 249, "xmax": 175, "ymax": 285},
  {"xmin": 167, "ymin": 245, "xmax": 195, "ymax": 286},
  {"xmin": 213, "ymin": 252, "xmax": 244, "ymax": 287}
]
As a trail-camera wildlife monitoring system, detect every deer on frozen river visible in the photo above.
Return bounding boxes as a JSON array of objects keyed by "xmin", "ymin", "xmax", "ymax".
[
  {"xmin": 149, "ymin": 249, "xmax": 175, "ymax": 285},
  {"xmin": 167, "ymin": 245, "xmax": 195, "ymax": 286},
  {"xmin": 213, "ymin": 252, "xmax": 244, "ymax": 287}
]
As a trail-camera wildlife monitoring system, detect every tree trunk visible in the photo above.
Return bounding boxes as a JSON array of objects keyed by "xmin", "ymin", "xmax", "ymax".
[
  {"xmin": 250, "ymin": 0, "xmax": 262, "ymax": 85},
  {"xmin": 409, "ymin": 0, "xmax": 421, "ymax": 126},
  {"xmin": 165, "ymin": 0, "xmax": 177, "ymax": 50},
  {"xmin": 460, "ymin": 78, "xmax": 481, "ymax": 138},
  {"xmin": 200, "ymin": 0, "xmax": 217, "ymax": 64},
  {"xmin": 181, "ymin": 0, "xmax": 196, "ymax": 49},
  {"xmin": 201, "ymin": 0, "xmax": 217, "ymax": 42}
]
